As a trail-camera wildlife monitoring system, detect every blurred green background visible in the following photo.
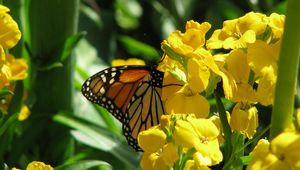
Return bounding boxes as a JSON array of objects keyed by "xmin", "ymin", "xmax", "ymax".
[{"xmin": 1, "ymin": 0, "xmax": 286, "ymax": 169}]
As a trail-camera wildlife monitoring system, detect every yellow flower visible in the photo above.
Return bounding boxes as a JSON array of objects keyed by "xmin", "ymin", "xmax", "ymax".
[
  {"xmin": 296, "ymin": 108, "xmax": 300, "ymax": 129},
  {"xmin": 139, "ymin": 128, "xmax": 179, "ymax": 169},
  {"xmin": 0, "ymin": 5, "xmax": 26, "ymax": 88},
  {"xmin": 18, "ymin": 105, "xmax": 31, "ymax": 121},
  {"xmin": 141, "ymin": 152, "xmax": 167, "ymax": 170},
  {"xmin": 268, "ymin": 13, "xmax": 285, "ymax": 40},
  {"xmin": 247, "ymin": 40, "xmax": 279, "ymax": 77},
  {"xmin": 173, "ymin": 119, "xmax": 198, "ymax": 148},
  {"xmin": 10, "ymin": 168, "xmax": 21, "ymax": 170},
  {"xmin": 207, "ymin": 12, "xmax": 267, "ymax": 49},
  {"xmin": 160, "ymin": 69, "xmax": 184, "ymax": 102},
  {"xmin": 191, "ymin": 50, "xmax": 237, "ymax": 100},
  {"xmin": 172, "ymin": 116, "xmax": 223, "ymax": 166},
  {"xmin": 165, "ymin": 85, "xmax": 210, "ymax": 118},
  {"xmin": 209, "ymin": 112, "xmax": 231, "ymax": 144},
  {"xmin": 138, "ymin": 125, "xmax": 179, "ymax": 170},
  {"xmin": 6, "ymin": 54, "xmax": 28, "ymax": 80},
  {"xmin": 138, "ymin": 126, "xmax": 166, "ymax": 153},
  {"xmin": 160, "ymin": 143, "xmax": 179, "ymax": 166},
  {"xmin": 26, "ymin": 161, "xmax": 53, "ymax": 170},
  {"xmin": 0, "ymin": 5, "xmax": 10, "ymax": 13},
  {"xmin": 11, "ymin": 161, "xmax": 52, "ymax": 170},
  {"xmin": 187, "ymin": 117, "xmax": 223, "ymax": 166},
  {"xmin": 187, "ymin": 54, "xmax": 210, "ymax": 93},
  {"xmin": 162, "ymin": 49, "xmax": 234, "ymax": 118},
  {"xmin": 270, "ymin": 132, "xmax": 300, "ymax": 168},
  {"xmin": 247, "ymin": 40, "xmax": 280, "ymax": 105},
  {"xmin": 246, "ymin": 139, "xmax": 276, "ymax": 170},
  {"xmin": 163, "ymin": 21, "xmax": 211, "ymax": 57},
  {"xmin": 225, "ymin": 49, "xmax": 256, "ymax": 102},
  {"xmin": 139, "ymin": 114, "xmax": 222, "ymax": 169},
  {"xmin": 111, "ymin": 58, "xmax": 145, "ymax": 66},
  {"xmin": 0, "ymin": 5, "xmax": 21, "ymax": 49},
  {"xmin": 0, "ymin": 64, "xmax": 11, "ymax": 88},
  {"xmin": 160, "ymin": 113, "xmax": 190, "ymax": 130},
  {"xmin": 184, "ymin": 159, "xmax": 211, "ymax": 170},
  {"xmin": 161, "ymin": 20, "xmax": 235, "ymax": 107},
  {"xmin": 255, "ymin": 66, "xmax": 276, "ymax": 106},
  {"xmin": 0, "ymin": 54, "xmax": 28, "ymax": 88},
  {"xmin": 230, "ymin": 102, "xmax": 258, "ymax": 138},
  {"xmin": 216, "ymin": 67, "xmax": 237, "ymax": 100},
  {"xmin": 247, "ymin": 132, "xmax": 300, "ymax": 170}
]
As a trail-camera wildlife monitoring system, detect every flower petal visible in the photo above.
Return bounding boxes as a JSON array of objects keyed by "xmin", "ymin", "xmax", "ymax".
[{"xmin": 138, "ymin": 126, "xmax": 166, "ymax": 153}]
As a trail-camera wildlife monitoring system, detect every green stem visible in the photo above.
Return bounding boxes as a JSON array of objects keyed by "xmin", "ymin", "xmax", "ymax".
[
  {"xmin": 269, "ymin": 0, "xmax": 300, "ymax": 139},
  {"xmin": 214, "ymin": 92, "xmax": 232, "ymax": 162}
]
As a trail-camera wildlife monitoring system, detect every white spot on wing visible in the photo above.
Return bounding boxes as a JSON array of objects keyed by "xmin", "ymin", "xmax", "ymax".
[
  {"xmin": 100, "ymin": 87, "xmax": 105, "ymax": 94},
  {"xmin": 102, "ymin": 76, "xmax": 106, "ymax": 82},
  {"xmin": 109, "ymin": 79, "xmax": 114, "ymax": 84}
]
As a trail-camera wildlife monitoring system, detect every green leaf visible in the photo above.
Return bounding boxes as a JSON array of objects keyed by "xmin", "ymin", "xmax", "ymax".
[
  {"xmin": 80, "ymin": 4, "xmax": 103, "ymax": 29},
  {"xmin": 2, "ymin": 163, "xmax": 9, "ymax": 170},
  {"xmin": 37, "ymin": 62, "xmax": 63, "ymax": 71},
  {"xmin": 114, "ymin": 0, "xmax": 142, "ymax": 30},
  {"xmin": 239, "ymin": 155, "xmax": 252, "ymax": 165},
  {"xmin": 214, "ymin": 92, "xmax": 232, "ymax": 163},
  {"xmin": 244, "ymin": 125, "xmax": 270, "ymax": 149},
  {"xmin": 60, "ymin": 32, "xmax": 86, "ymax": 62},
  {"xmin": 161, "ymin": 44, "xmax": 187, "ymax": 69},
  {"xmin": 0, "ymin": 112, "xmax": 18, "ymax": 137},
  {"xmin": 35, "ymin": 32, "xmax": 85, "ymax": 71},
  {"xmin": 93, "ymin": 105, "xmax": 120, "ymax": 134},
  {"xmin": 0, "ymin": 89, "xmax": 13, "ymax": 98},
  {"xmin": 118, "ymin": 35, "xmax": 161, "ymax": 62},
  {"xmin": 230, "ymin": 155, "xmax": 252, "ymax": 169},
  {"xmin": 53, "ymin": 113, "xmax": 120, "ymax": 150},
  {"xmin": 55, "ymin": 160, "xmax": 111, "ymax": 170},
  {"xmin": 168, "ymin": 66, "xmax": 187, "ymax": 83},
  {"xmin": 272, "ymin": 1, "xmax": 287, "ymax": 13},
  {"xmin": 53, "ymin": 113, "xmax": 140, "ymax": 170}
]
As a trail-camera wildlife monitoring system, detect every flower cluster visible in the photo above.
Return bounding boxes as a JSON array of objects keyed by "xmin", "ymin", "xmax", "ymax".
[
  {"xmin": 0, "ymin": 5, "xmax": 27, "ymax": 89},
  {"xmin": 138, "ymin": 114, "xmax": 222, "ymax": 170},
  {"xmin": 247, "ymin": 109, "xmax": 300, "ymax": 169},
  {"xmin": 138, "ymin": 11, "xmax": 288, "ymax": 169},
  {"xmin": 159, "ymin": 12, "xmax": 284, "ymax": 139},
  {"xmin": 11, "ymin": 161, "xmax": 53, "ymax": 170},
  {"xmin": 0, "ymin": 5, "xmax": 28, "ymax": 115},
  {"xmin": 247, "ymin": 132, "xmax": 300, "ymax": 170}
]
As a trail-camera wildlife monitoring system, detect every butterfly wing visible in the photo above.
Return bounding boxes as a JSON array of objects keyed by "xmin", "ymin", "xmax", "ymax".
[
  {"xmin": 122, "ymin": 67, "xmax": 165, "ymax": 151},
  {"xmin": 81, "ymin": 66, "xmax": 165, "ymax": 151}
]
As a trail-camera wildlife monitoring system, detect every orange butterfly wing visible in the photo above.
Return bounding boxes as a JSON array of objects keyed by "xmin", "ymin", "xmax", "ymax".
[{"xmin": 82, "ymin": 66, "xmax": 165, "ymax": 151}]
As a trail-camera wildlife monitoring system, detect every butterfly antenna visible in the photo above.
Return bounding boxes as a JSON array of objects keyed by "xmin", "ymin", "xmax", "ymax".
[
  {"xmin": 162, "ymin": 83, "xmax": 183, "ymax": 88},
  {"xmin": 158, "ymin": 53, "xmax": 166, "ymax": 64}
]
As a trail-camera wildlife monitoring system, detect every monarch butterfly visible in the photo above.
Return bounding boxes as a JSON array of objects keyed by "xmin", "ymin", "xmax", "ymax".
[{"xmin": 81, "ymin": 65, "xmax": 165, "ymax": 151}]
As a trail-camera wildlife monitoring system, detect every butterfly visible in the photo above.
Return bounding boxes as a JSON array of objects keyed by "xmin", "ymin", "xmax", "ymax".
[{"xmin": 81, "ymin": 65, "xmax": 165, "ymax": 151}]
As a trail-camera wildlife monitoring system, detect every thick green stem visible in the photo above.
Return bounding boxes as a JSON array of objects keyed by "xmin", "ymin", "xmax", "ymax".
[
  {"xmin": 7, "ymin": 0, "xmax": 80, "ymax": 165},
  {"xmin": 269, "ymin": 0, "xmax": 300, "ymax": 139},
  {"xmin": 29, "ymin": 0, "xmax": 79, "ymax": 119}
]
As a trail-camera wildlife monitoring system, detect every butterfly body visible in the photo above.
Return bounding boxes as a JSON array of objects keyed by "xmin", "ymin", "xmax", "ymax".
[{"xmin": 82, "ymin": 65, "xmax": 165, "ymax": 151}]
